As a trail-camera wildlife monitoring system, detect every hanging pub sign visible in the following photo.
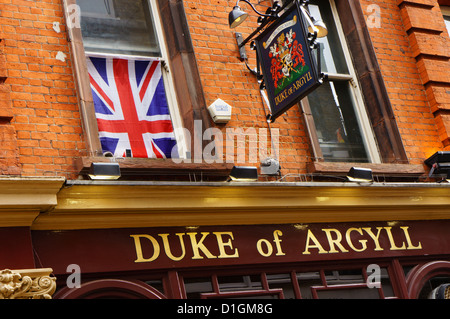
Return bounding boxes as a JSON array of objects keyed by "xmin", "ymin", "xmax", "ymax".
[{"xmin": 255, "ymin": 2, "xmax": 323, "ymax": 121}]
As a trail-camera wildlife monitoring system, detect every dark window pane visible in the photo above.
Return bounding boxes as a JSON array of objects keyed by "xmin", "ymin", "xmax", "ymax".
[
  {"xmin": 308, "ymin": 81, "xmax": 369, "ymax": 162},
  {"xmin": 308, "ymin": 0, "xmax": 349, "ymax": 75},
  {"xmin": 78, "ymin": 0, "xmax": 161, "ymax": 57}
]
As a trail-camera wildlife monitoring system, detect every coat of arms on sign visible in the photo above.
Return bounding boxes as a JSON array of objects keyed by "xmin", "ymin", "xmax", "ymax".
[
  {"xmin": 264, "ymin": 15, "xmax": 307, "ymax": 94},
  {"xmin": 255, "ymin": 2, "xmax": 322, "ymax": 121}
]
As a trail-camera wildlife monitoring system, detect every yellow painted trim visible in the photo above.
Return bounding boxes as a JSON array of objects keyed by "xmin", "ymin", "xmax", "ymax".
[
  {"xmin": 0, "ymin": 177, "xmax": 65, "ymax": 227},
  {"xmin": 31, "ymin": 181, "xmax": 450, "ymax": 230},
  {"xmin": 0, "ymin": 210, "xmax": 40, "ymax": 227}
]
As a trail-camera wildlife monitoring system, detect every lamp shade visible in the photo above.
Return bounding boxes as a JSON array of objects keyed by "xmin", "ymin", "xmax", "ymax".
[
  {"xmin": 308, "ymin": 19, "xmax": 328, "ymax": 38},
  {"xmin": 88, "ymin": 162, "xmax": 121, "ymax": 180},
  {"xmin": 347, "ymin": 167, "xmax": 373, "ymax": 182},
  {"xmin": 229, "ymin": 6, "xmax": 248, "ymax": 28},
  {"xmin": 313, "ymin": 20, "xmax": 328, "ymax": 38},
  {"xmin": 229, "ymin": 166, "xmax": 258, "ymax": 181},
  {"xmin": 424, "ymin": 151, "xmax": 450, "ymax": 168}
]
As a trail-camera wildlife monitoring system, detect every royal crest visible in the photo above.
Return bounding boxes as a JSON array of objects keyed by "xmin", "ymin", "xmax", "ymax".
[
  {"xmin": 266, "ymin": 18, "xmax": 307, "ymax": 94},
  {"xmin": 255, "ymin": 4, "xmax": 322, "ymax": 121}
]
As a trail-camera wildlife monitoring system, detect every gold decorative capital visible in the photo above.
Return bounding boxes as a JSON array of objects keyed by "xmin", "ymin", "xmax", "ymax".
[{"xmin": 0, "ymin": 268, "xmax": 56, "ymax": 299}]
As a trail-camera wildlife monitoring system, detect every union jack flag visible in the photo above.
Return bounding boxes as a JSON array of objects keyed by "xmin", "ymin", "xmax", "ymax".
[{"xmin": 86, "ymin": 55, "xmax": 177, "ymax": 158}]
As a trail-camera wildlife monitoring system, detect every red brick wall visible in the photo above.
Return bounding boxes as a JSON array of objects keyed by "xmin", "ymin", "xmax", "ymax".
[
  {"xmin": 0, "ymin": 0, "xmax": 84, "ymax": 178},
  {"xmin": 185, "ymin": 0, "xmax": 449, "ymax": 168},
  {"xmin": 184, "ymin": 0, "xmax": 313, "ymax": 175},
  {"xmin": 358, "ymin": 0, "xmax": 447, "ymax": 164},
  {"xmin": 0, "ymin": 0, "xmax": 449, "ymax": 178},
  {"xmin": 394, "ymin": 0, "xmax": 450, "ymax": 159}
]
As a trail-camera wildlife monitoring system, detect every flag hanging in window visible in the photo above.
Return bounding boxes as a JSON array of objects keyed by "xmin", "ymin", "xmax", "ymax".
[{"xmin": 86, "ymin": 55, "xmax": 177, "ymax": 158}]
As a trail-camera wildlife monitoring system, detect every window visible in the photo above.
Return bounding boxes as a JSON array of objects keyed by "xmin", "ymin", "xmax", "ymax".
[
  {"xmin": 442, "ymin": 6, "xmax": 450, "ymax": 35},
  {"xmin": 78, "ymin": 0, "xmax": 161, "ymax": 57},
  {"xmin": 67, "ymin": 0, "xmax": 187, "ymax": 159},
  {"xmin": 302, "ymin": 0, "xmax": 381, "ymax": 163},
  {"xmin": 296, "ymin": 0, "xmax": 408, "ymax": 168},
  {"xmin": 181, "ymin": 265, "xmax": 397, "ymax": 299}
]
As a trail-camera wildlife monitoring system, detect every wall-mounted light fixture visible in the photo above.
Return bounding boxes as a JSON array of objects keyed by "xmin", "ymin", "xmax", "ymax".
[
  {"xmin": 228, "ymin": 0, "xmax": 280, "ymax": 29},
  {"xmin": 228, "ymin": 0, "xmax": 328, "ymax": 122},
  {"xmin": 228, "ymin": 4, "xmax": 248, "ymax": 29},
  {"xmin": 442, "ymin": 172, "xmax": 450, "ymax": 182},
  {"xmin": 88, "ymin": 162, "xmax": 121, "ymax": 180},
  {"xmin": 424, "ymin": 151, "xmax": 450, "ymax": 181},
  {"xmin": 347, "ymin": 167, "xmax": 373, "ymax": 183},
  {"xmin": 229, "ymin": 0, "xmax": 328, "ymax": 50},
  {"xmin": 309, "ymin": 16, "xmax": 328, "ymax": 38},
  {"xmin": 228, "ymin": 166, "xmax": 258, "ymax": 181},
  {"xmin": 229, "ymin": 0, "xmax": 281, "ymax": 64}
]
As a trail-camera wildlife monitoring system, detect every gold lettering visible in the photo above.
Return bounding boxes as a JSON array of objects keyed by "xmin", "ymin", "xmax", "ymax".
[
  {"xmin": 401, "ymin": 226, "xmax": 422, "ymax": 250},
  {"xmin": 345, "ymin": 228, "xmax": 368, "ymax": 252},
  {"xmin": 187, "ymin": 232, "xmax": 217, "ymax": 260},
  {"xmin": 130, "ymin": 234, "xmax": 160, "ymax": 263},
  {"xmin": 306, "ymin": 71, "xmax": 312, "ymax": 81},
  {"xmin": 213, "ymin": 232, "xmax": 239, "ymax": 258},
  {"xmin": 299, "ymin": 77, "xmax": 305, "ymax": 85},
  {"xmin": 384, "ymin": 227, "xmax": 406, "ymax": 250},
  {"xmin": 159, "ymin": 233, "xmax": 186, "ymax": 261},
  {"xmin": 323, "ymin": 228, "xmax": 349, "ymax": 253},
  {"xmin": 273, "ymin": 230, "xmax": 285, "ymax": 256},
  {"xmin": 275, "ymin": 89, "xmax": 288, "ymax": 106},
  {"xmin": 303, "ymin": 229, "xmax": 327, "ymax": 254},
  {"xmin": 257, "ymin": 238, "xmax": 273, "ymax": 257},
  {"xmin": 274, "ymin": 72, "xmax": 313, "ymax": 106},
  {"xmin": 362, "ymin": 227, "xmax": 384, "ymax": 251}
]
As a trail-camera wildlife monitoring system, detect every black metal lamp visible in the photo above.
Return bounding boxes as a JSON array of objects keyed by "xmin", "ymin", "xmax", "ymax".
[
  {"xmin": 88, "ymin": 162, "xmax": 121, "ymax": 180},
  {"xmin": 229, "ymin": 5, "xmax": 249, "ymax": 28},
  {"xmin": 228, "ymin": 0, "xmax": 279, "ymax": 28},
  {"xmin": 424, "ymin": 151, "xmax": 450, "ymax": 177},
  {"xmin": 347, "ymin": 167, "xmax": 373, "ymax": 183},
  {"xmin": 228, "ymin": 166, "xmax": 258, "ymax": 181},
  {"xmin": 228, "ymin": 0, "xmax": 328, "ymax": 123},
  {"xmin": 446, "ymin": 171, "xmax": 450, "ymax": 182},
  {"xmin": 309, "ymin": 17, "xmax": 328, "ymax": 38},
  {"xmin": 229, "ymin": 0, "xmax": 328, "ymax": 62}
]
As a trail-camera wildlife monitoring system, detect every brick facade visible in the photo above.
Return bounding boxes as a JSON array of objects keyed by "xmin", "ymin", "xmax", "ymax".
[
  {"xmin": 0, "ymin": 0, "xmax": 449, "ymax": 178},
  {"xmin": 397, "ymin": 0, "xmax": 450, "ymax": 152},
  {"xmin": 0, "ymin": 0, "xmax": 84, "ymax": 178},
  {"xmin": 357, "ymin": 0, "xmax": 443, "ymax": 164},
  {"xmin": 1, "ymin": 0, "xmax": 450, "ymax": 300}
]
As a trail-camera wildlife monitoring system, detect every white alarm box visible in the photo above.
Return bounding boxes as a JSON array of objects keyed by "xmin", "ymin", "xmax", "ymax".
[{"xmin": 208, "ymin": 98, "xmax": 232, "ymax": 123}]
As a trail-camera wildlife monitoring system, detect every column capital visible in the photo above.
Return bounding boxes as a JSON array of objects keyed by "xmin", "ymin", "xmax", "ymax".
[{"xmin": 0, "ymin": 268, "xmax": 56, "ymax": 299}]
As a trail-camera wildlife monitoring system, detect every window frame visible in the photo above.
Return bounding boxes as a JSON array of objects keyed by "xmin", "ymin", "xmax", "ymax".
[
  {"xmin": 179, "ymin": 259, "xmax": 405, "ymax": 299},
  {"xmin": 65, "ymin": 0, "xmax": 188, "ymax": 159},
  {"xmin": 304, "ymin": 0, "xmax": 408, "ymax": 172},
  {"xmin": 146, "ymin": 0, "xmax": 188, "ymax": 159},
  {"xmin": 441, "ymin": 6, "xmax": 450, "ymax": 35},
  {"xmin": 302, "ymin": 0, "xmax": 382, "ymax": 164},
  {"xmin": 64, "ymin": 0, "xmax": 233, "ymax": 180}
]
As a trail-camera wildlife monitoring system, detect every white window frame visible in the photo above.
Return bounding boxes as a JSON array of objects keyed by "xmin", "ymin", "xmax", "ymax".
[
  {"xmin": 305, "ymin": 0, "xmax": 381, "ymax": 163},
  {"xmin": 146, "ymin": 0, "xmax": 188, "ymax": 159}
]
